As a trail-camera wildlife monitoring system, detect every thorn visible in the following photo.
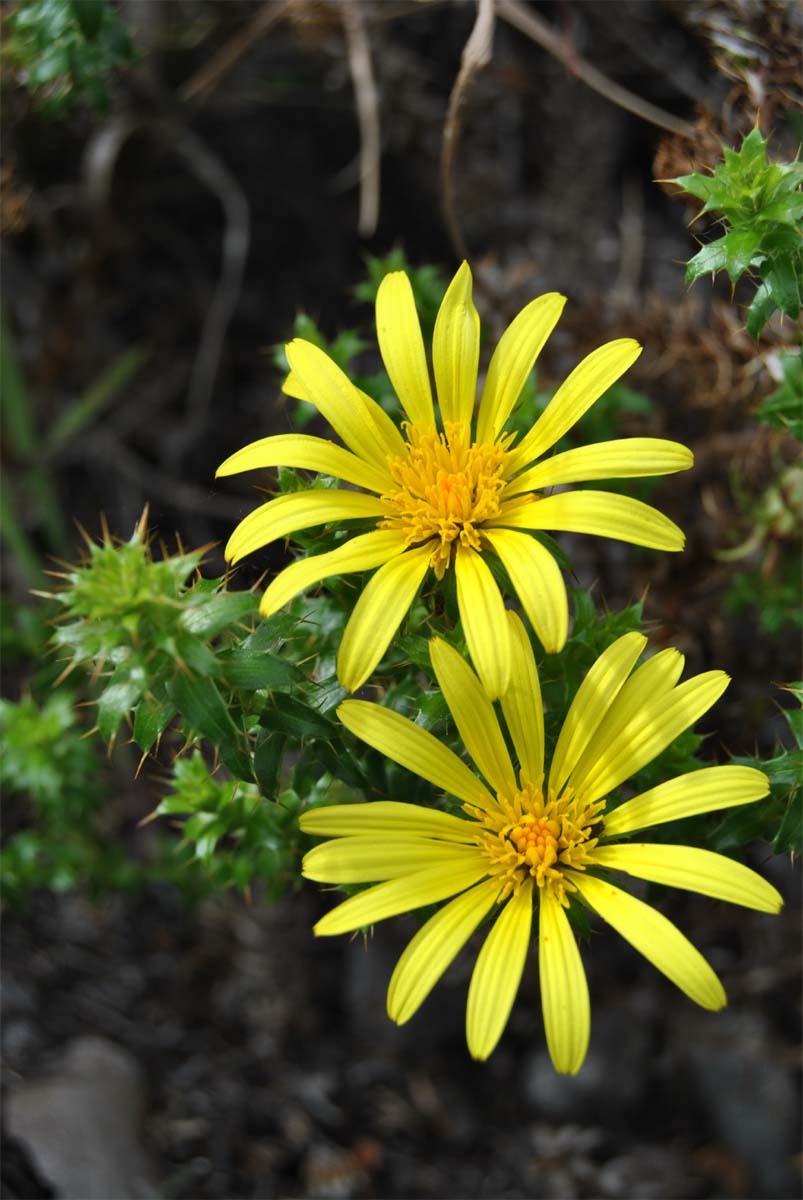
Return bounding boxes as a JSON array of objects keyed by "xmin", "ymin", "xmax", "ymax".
[
  {"xmin": 73, "ymin": 518, "xmax": 95, "ymax": 550},
  {"xmin": 134, "ymin": 750, "xmax": 150, "ymax": 779},
  {"xmin": 136, "ymin": 808, "xmax": 160, "ymax": 827},
  {"xmin": 135, "ymin": 504, "xmax": 150, "ymax": 542},
  {"xmin": 80, "ymin": 724, "xmax": 100, "ymax": 740},
  {"xmin": 51, "ymin": 659, "xmax": 79, "ymax": 688}
]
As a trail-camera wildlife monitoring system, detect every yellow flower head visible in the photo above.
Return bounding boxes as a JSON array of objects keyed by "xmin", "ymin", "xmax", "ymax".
[
  {"xmin": 218, "ymin": 263, "xmax": 693, "ymax": 697},
  {"xmin": 300, "ymin": 614, "xmax": 781, "ymax": 1074}
]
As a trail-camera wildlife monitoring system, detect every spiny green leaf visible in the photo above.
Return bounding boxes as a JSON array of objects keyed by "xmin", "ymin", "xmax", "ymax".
[
  {"xmin": 686, "ymin": 239, "xmax": 729, "ymax": 281},
  {"xmin": 764, "ymin": 256, "xmax": 802, "ymax": 319},
  {"xmin": 260, "ymin": 695, "xmax": 334, "ymax": 739},
  {"xmin": 97, "ymin": 665, "xmax": 146, "ymax": 740},
  {"xmin": 745, "ymin": 282, "xmax": 777, "ymax": 339},
  {"xmin": 723, "ymin": 228, "xmax": 763, "ymax": 281},
  {"xmin": 169, "ymin": 671, "xmax": 253, "ymax": 780},
  {"xmin": 219, "ymin": 649, "xmax": 302, "ymax": 691},
  {"xmin": 179, "ymin": 591, "xmax": 256, "ymax": 638},
  {"xmin": 773, "ymin": 794, "xmax": 802, "ymax": 855},
  {"xmin": 132, "ymin": 693, "xmax": 176, "ymax": 752}
]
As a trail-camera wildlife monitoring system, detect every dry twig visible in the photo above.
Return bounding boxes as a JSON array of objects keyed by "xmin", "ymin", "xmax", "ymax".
[
  {"xmin": 179, "ymin": 1, "xmax": 291, "ymax": 104},
  {"xmin": 441, "ymin": 0, "xmax": 496, "ymax": 264},
  {"xmin": 497, "ymin": 0, "xmax": 695, "ymax": 138},
  {"xmin": 340, "ymin": 0, "xmax": 382, "ymax": 237}
]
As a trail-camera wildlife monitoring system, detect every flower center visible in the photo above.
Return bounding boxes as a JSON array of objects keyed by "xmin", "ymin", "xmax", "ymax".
[
  {"xmin": 474, "ymin": 782, "xmax": 604, "ymax": 905},
  {"xmin": 380, "ymin": 422, "xmax": 511, "ymax": 579}
]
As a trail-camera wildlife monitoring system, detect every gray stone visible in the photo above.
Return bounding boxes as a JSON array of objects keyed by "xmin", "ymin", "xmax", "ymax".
[
  {"xmin": 681, "ymin": 1009, "xmax": 800, "ymax": 1199},
  {"xmin": 6, "ymin": 1035, "xmax": 158, "ymax": 1200}
]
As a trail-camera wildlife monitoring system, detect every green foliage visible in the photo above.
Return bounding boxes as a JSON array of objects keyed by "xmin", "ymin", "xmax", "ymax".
[
  {"xmin": 672, "ymin": 129, "xmax": 803, "ymax": 338},
  {"xmin": 714, "ymin": 689, "xmax": 802, "ymax": 857},
  {"xmin": 354, "ymin": 247, "xmax": 448, "ymax": 339},
  {"xmin": 720, "ymin": 461, "xmax": 802, "ymax": 635},
  {"xmin": 151, "ymin": 754, "xmax": 303, "ymax": 898},
  {"xmin": 0, "ymin": 692, "xmax": 101, "ymax": 819},
  {"xmin": 0, "ymin": 692, "xmax": 132, "ymax": 903},
  {"xmin": 4, "ymin": 0, "xmax": 137, "ymax": 114},
  {"xmin": 49, "ymin": 517, "xmax": 257, "ymax": 770},
  {"xmin": 755, "ymin": 351, "xmax": 803, "ymax": 441},
  {"xmin": 724, "ymin": 554, "xmax": 803, "ymax": 635}
]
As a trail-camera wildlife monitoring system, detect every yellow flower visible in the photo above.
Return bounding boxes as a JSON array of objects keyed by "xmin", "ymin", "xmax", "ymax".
[
  {"xmin": 299, "ymin": 615, "xmax": 781, "ymax": 1073},
  {"xmin": 218, "ymin": 263, "xmax": 693, "ymax": 697}
]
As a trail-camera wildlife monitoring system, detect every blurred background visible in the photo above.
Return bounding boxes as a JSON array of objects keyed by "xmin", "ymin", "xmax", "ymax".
[{"xmin": 1, "ymin": 1, "xmax": 801, "ymax": 1197}]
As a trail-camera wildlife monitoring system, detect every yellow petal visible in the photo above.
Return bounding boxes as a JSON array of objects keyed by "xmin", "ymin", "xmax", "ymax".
[
  {"xmin": 281, "ymin": 368, "xmax": 308, "ymax": 401},
  {"xmin": 455, "ymin": 543, "xmax": 511, "ymax": 699},
  {"xmin": 337, "ymin": 544, "xmax": 431, "ymax": 691},
  {"xmin": 225, "ymin": 490, "xmax": 385, "ymax": 564},
  {"xmin": 538, "ymin": 888, "xmax": 590, "ymax": 1075},
  {"xmin": 433, "ymin": 261, "xmax": 480, "ymax": 430},
  {"xmin": 216, "ymin": 432, "xmax": 391, "ymax": 493},
  {"xmin": 578, "ymin": 670, "xmax": 730, "ymax": 805},
  {"xmin": 592, "ymin": 844, "xmax": 783, "ymax": 914},
  {"xmin": 548, "ymin": 632, "xmax": 647, "ymax": 798},
  {"xmin": 569, "ymin": 872, "xmax": 726, "ymax": 1010},
  {"xmin": 300, "ymin": 799, "xmax": 477, "ymax": 842},
  {"xmin": 258, "ymin": 529, "xmax": 405, "ymax": 618},
  {"xmin": 313, "ymin": 858, "xmax": 488, "ymax": 936},
  {"xmin": 494, "ymin": 491, "xmax": 685, "ymax": 552},
  {"xmin": 603, "ymin": 766, "xmax": 770, "ymax": 837},
  {"xmin": 303, "ymin": 835, "xmax": 480, "ymax": 883},
  {"xmin": 376, "ymin": 271, "xmax": 435, "ymax": 429},
  {"xmin": 506, "ymin": 438, "xmax": 694, "ymax": 495},
  {"xmin": 509, "ymin": 338, "xmax": 643, "ymax": 471},
  {"xmin": 286, "ymin": 338, "xmax": 405, "ymax": 462},
  {"xmin": 337, "ymin": 703, "xmax": 496, "ymax": 812},
  {"xmin": 476, "ymin": 293, "xmax": 566, "ymax": 443},
  {"xmin": 567, "ymin": 647, "xmax": 685, "ymax": 793},
  {"xmin": 388, "ymin": 879, "xmax": 501, "ymax": 1025},
  {"xmin": 429, "ymin": 636, "xmax": 517, "ymax": 800},
  {"xmin": 466, "ymin": 879, "xmax": 533, "ymax": 1060},
  {"xmin": 483, "ymin": 528, "xmax": 568, "ymax": 654},
  {"xmin": 499, "ymin": 612, "xmax": 544, "ymax": 785}
]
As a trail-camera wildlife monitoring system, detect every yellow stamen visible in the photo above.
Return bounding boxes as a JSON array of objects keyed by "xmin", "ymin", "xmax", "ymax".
[
  {"xmin": 380, "ymin": 422, "xmax": 512, "ymax": 579},
  {"xmin": 474, "ymin": 782, "xmax": 604, "ymax": 905}
]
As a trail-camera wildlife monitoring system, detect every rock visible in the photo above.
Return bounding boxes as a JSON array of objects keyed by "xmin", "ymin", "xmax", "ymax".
[
  {"xmin": 680, "ymin": 1009, "xmax": 800, "ymax": 1199},
  {"xmin": 6, "ymin": 1036, "xmax": 158, "ymax": 1200}
]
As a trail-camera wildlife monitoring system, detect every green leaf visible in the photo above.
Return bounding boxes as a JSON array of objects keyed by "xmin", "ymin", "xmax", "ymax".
[
  {"xmin": 757, "ymin": 195, "xmax": 803, "ymax": 225},
  {"xmin": 745, "ymin": 282, "xmax": 777, "ymax": 339},
  {"xmin": 755, "ymin": 352, "xmax": 803, "ymax": 440},
  {"xmin": 671, "ymin": 172, "xmax": 713, "ymax": 203},
  {"xmin": 169, "ymin": 671, "xmax": 253, "ymax": 780},
  {"xmin": 780, "ymin": 695, "xmax": 803, "ymax": 748},
  {"xmin": 218, "ymin": 650, "xmax": 301, "ymax": 691},
  {"xmin": 764, "ymin": 256, "xmax": 802, "ymax": 319},
  {"xmin": 741, "ymin": 128, "xmax": 767, "ymax": 162},
  {"xmin": 686, "ymin": 239, "xmax": 728, "ymax": 281},
  {"xmin": 97, "ymin": 665, "xmax": 146, "ymax": 740},
  {"xmin": 132, "ymin": 693, "xmax": 176, "ymax": 752},
  {"xmin": 723, "ymin": 229, "xmax": 763, "ymax": 281},
  {"xmin": 254, "ymin": 730, "xmax": 286, "ymax": 795},
  {"xmin": 260, "ymin": 695, "xmax": 334, "ymax": 739},
  {"xmin": 773, "ymin": 795, "xmax": 802, "ymax": 855},
  {"xmin": 179, "ymin": 592, "xmax": 256, "ymax": 638}
]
